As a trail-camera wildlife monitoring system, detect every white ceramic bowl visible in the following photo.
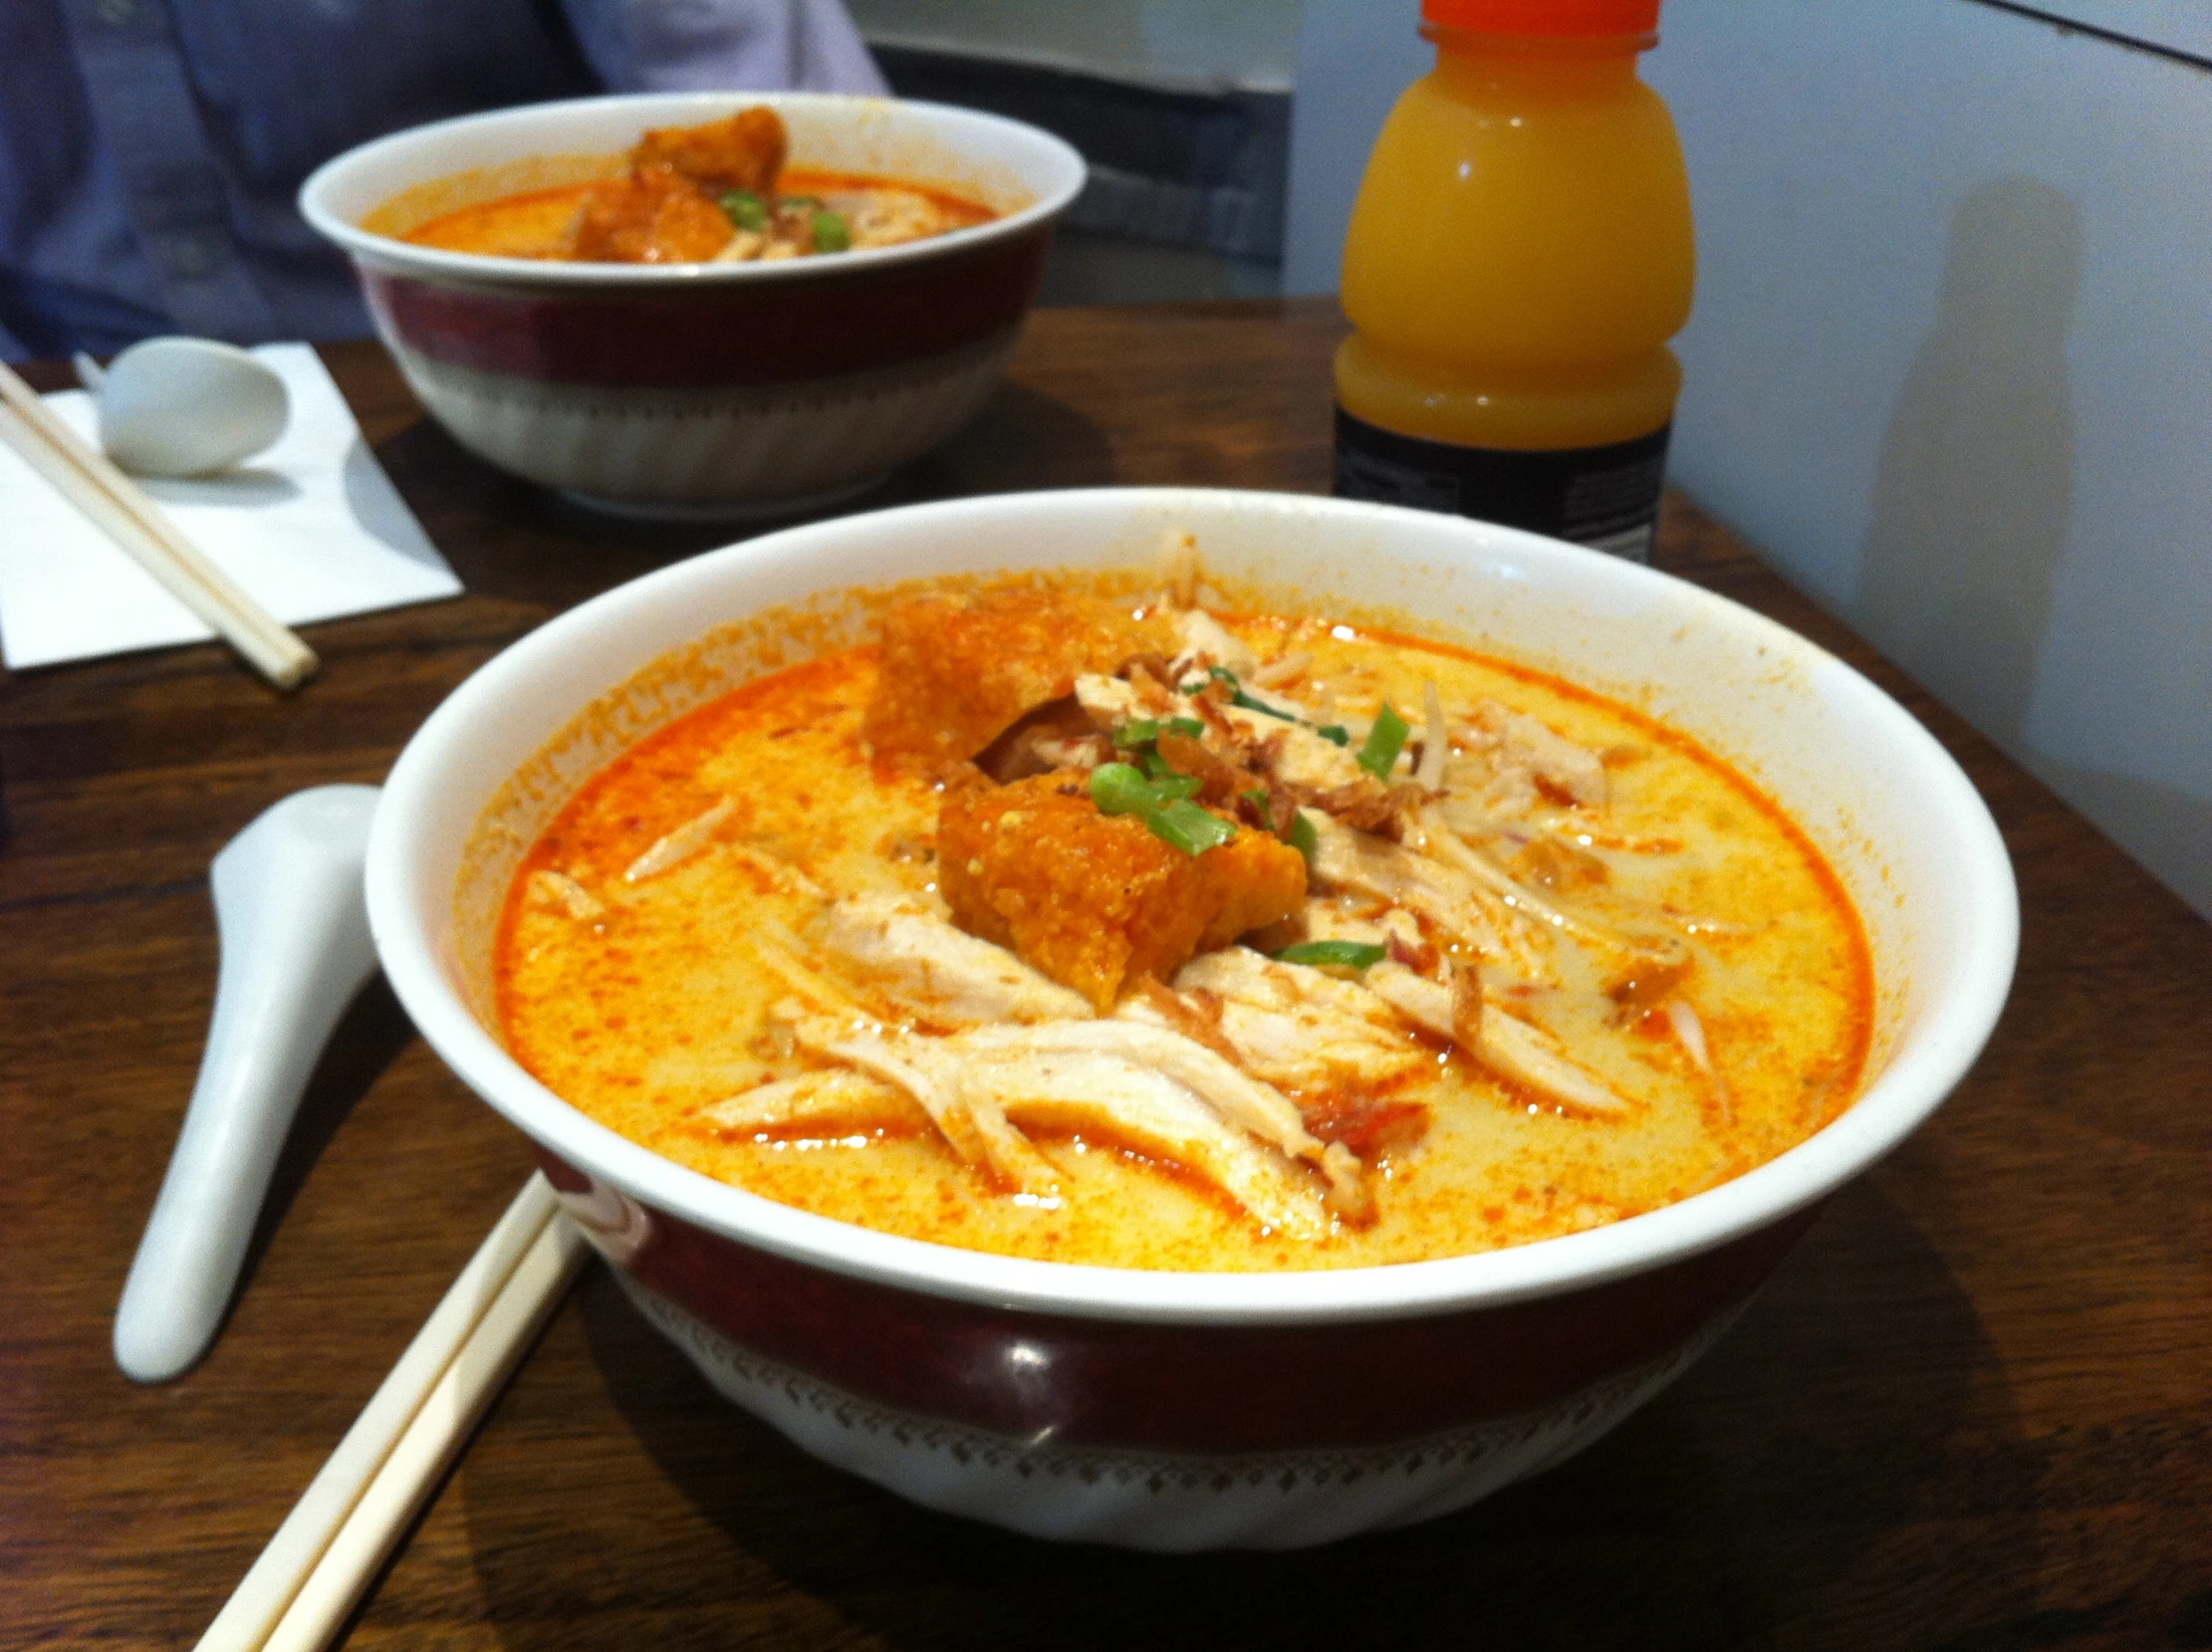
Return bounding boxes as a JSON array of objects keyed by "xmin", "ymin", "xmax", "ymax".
[
  {"xmin": 365, "ymin": 488, "xmax": 2018, "ymax": 1547},
  {"xmin": 301, "ymin": 94, "xmax": 1086, "ymax": 516}
]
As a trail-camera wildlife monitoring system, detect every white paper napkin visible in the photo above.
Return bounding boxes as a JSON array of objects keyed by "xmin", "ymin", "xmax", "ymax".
[{"xmin": 0, "ymin": 343, "xmax": 461, "ymax": 671}]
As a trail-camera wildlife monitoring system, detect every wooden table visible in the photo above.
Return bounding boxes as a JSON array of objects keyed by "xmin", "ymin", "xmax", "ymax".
[{"xmin": 4, "ymin": 302, "xmax": 2205, "ymax": 1650}]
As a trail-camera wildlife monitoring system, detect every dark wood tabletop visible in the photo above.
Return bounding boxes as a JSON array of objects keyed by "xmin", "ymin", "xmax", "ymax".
[{"xmin": 4, "ymin": 300, "xmax": 2206, "ymax": 1652}]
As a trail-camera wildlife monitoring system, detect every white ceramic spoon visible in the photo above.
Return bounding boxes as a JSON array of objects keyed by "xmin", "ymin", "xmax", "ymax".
[
  {"xmin": 115, "ymin": 785, "xmax": 382, "ymax": 1384},
  {"xmin": 75, "ymin": 337, "xmax": 289, "ymax": 478}
]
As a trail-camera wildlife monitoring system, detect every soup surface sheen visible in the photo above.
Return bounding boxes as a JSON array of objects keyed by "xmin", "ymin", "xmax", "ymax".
[
  {"xmin": 495, "ymin": 572, "xmax": 1870, "ymax": 1272},
  {"xmin": 387, "ymin": 107, "xmax": 995, "ymax": 264}
]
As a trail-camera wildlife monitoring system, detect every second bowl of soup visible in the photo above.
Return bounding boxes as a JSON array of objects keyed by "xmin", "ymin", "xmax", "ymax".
[
  {"xmin": 365, "ymin": 488, "xmax": 2017, "ymax": 1547},
  {"xmin": 300, "ymin": 94, "xmax": 1085, "ymax": 515}
]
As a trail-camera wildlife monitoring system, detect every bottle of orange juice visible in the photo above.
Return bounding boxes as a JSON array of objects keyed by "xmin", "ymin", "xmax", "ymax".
[{"xmin": 1334, "ymin": 0, "xmax": 1693, "ymax": 562}]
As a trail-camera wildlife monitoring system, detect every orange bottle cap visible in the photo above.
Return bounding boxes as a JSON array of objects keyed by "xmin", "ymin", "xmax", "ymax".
[{"xmin": 1422, "ymin": 0, "xmax": 1661, "ymax": 35}]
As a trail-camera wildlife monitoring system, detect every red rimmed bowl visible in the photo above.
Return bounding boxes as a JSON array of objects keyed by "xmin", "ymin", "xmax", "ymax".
[
  {"xmin": 301, "ymin": 93, "xmax": 1084, "ymax": 517},
  {"xmin": 364, "ymin": 488, "xmax": 2018, "ymax": 1548}
]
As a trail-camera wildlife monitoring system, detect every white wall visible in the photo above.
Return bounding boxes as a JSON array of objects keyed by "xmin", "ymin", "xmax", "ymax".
[
  {"xmin": 1281, "ymin": 0, "xmax": 1428, "ymax": 296},
  {"xmin": 1284, "ymin": 0, "xmax": 2212, "ymax": 918},
  {"xmin": 847, "ymin": 0, "xmax": 1302, "ymax": 92},
  {"xmin": 2018, "ymin": 2, "xmax": 2212, "ymax": 60}
]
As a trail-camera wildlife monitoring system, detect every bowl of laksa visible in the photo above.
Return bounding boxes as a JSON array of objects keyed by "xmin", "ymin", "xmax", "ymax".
[
  {"xmin": 365, "ymin": 489, "xmax": 2017, "ymax": 1549},
  {"xmin": 300, "ymin": 94, "xmax": 1084, "ymax": 515}
]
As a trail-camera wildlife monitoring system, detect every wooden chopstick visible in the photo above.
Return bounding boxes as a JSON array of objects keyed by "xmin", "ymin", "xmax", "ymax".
[
  {"xmin": 0, "ymin": 360, "xmax": 318, "ymax": 690},
  {"xmin": 194, "ymin": 1174, "xmax": 592, "ymax": 1652}
]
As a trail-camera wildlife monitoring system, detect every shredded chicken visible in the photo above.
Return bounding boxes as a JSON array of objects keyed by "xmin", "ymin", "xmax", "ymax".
[
  {"xmin": 1121, "ymin": 975, "xmax": 1242, "ymax": 1059},
  {"xmin": 1360, "ymin": 960, "xmax": 1626, "ymax": 1115},
  {"xmin": 988, "ymin": 1018, "xmax": 1316, "ymax": 1159},
  {"xmin": 1082, "ymin": 1013, "xmax": 1369, "ymax": 1217},
  {"xmin": 624, "ymin": 798, "xmax": 735, "ymax": 882},
  {"xmin": 987, "ymin": 1050, "xmax": 1329, "ymax": 1237},
  {"xmin": 785, "ymin": 1013, "xmax": 1062, "ymax": 1196},
  {"xmin": 1476, "ymin": 1007, "xmax": 1631, "ymax": 1116},
  {"xmin": 1207, "ymin": 712, "xmax": 1416, "ymax": 836},
  {"xmin": 1665, "ymin": 996, "xmax": 1712, "ymax": 1072},
  {"xmin": 963, "ymin": 1018, "xmax": 1360, "ymax": 1224},
  {"xmin": 1462, "ymin": 699, "xmax": 1609, "ymax": 810},
  {"xmin": 1415, "ymin": 680, "xmax": 1451, "ymax": 792},
  {"xmin": 1436, "ymin": 760, "xmax": 1540, "ymax": 832},
  {"xmin": 751, "ymin": 914, "xmax": 870, "ymax": 1016},
  {"xmin": 702, "ymin": 1068, "xmax": 924, "ymax": 1135},
  {"xmin": 1664, "ymin": 996, "xmax": 1730, "ymax": 1120},
  {"xmin": 1303, "ymin": 812, "xmax": 1545, "ymax": 977},
  {"xmin": 819, "ymin": 897, "xmax": 1091, "ymax": 1025},
  {"xmin": 723, "ymin": 841, "xmax": 827, "ymax": 901},
  {"xmin": 1572, "ymin": 826, "xmax": 1688, "ymax": 855},
  {"xmin": 1362, "ymin": 959, "xmax": 1481, "ymax": 1046},
  {"xmin": 782, "ymin": 1012, "xmax": 1332, "ymax": 1234},
  {"xmin": 1409, "ymin": 808, "xmax": 1617, "ymax": 949},
  {"xmin": 819, "ymin": 186, "xmax": 963, "ymax": 250},
  {"xmin": 1170, "ymin": 608, "xmax": 1259, "ymax": 680},
  {"xmin": 1171, "ymin": 945, "xmax": 1428, "ymax": 1091},
  {"xmin": 527, "ymin": 868, "xmax": 605, "ymax": 921},
  {"xmin": 1511, "ymin": 833, "xmax": 1611, "ymax": 893},
  {"xmin": 1074, "ymin": 671, "xmax": 1172, "ymax": 727},
  {"xmin": 1178, "ymin": 927, "xmax": 1623, "ymax": 1119}
]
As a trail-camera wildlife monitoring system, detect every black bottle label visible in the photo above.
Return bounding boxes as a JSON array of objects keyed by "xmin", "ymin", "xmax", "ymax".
[{"xmin": 1333, "ymin": 408, "xmax": 1671, "ymax": 564}]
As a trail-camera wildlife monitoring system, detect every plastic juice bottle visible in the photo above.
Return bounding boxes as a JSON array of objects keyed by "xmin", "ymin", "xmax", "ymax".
[{"xmin": 1334, "ymin": 0, "xmax": 1694, "ymax": 562}]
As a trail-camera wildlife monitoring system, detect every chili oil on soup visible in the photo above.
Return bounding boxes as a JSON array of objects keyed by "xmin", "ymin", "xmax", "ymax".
[{"xmin": 493, "ymin": 576, "xmax": 1872, "ymax": 1274}]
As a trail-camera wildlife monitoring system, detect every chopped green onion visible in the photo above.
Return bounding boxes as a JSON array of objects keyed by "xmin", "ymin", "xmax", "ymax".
[
  {"xmin": 1357, "ymin": 704, "xmax": 1411, "ymax": 780},
  {"xmin": 1091, "ymin": 761, "xmax": 1233, "ymax": 854},
  {"xmin": 1273, "ymin": 939, "xmax": 1387, "ymax": 970},
  {"xmin": 1181, "ymin": 665, "xmax": 1298, "ymax": 722},
  {"xmin": 1316, "ymin": 723, "xmax": 1351, "ymax": 747},
  {"xmin": 1289, "ymin": 810, "xmax": 1319, "ymax": 866},
  {"xmin": 719, "ymin": 190, "xmax": 768, "ymax": 231},
  {"xmin": 1120, "ymin": 715, "xmax": 1205, "ymax": 750},
  {"xmin": 1139, "ymin": 749, "xmax": 1176, "ymax": 781},
  {"xmin": 1090, "ymin": 762, "xmax": 1155, "ymax": 816},
  {"xmin": 1234, "ymin": 689, "xmax": 1296, "ymax": 721},
  {"xmin": 1241, "ymin": 786, "xmax": 1272, "ymax": 813},
  {"xmin": 1148, "ymin": 799, "xmax": 1238, "ymax": 855},
  {"xmin": 812, "ymin": 209, "xmax": 851, "ymax": 252},
  {"xmin": 1205, "ymin": 668, "xmax": 1293, "ymax": 722}
]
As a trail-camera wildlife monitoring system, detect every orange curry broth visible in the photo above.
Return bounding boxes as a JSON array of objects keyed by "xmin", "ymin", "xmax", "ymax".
[
  {"xmin": 494, "ymin": 603, "xmax": 1873, "ymax": 1273},
  {"xmin": 404, "ymin": 169, "xmax": 994, "ymax": 259}
]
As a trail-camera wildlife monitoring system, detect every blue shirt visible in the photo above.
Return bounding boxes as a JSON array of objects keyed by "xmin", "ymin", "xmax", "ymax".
[{"xmin": 0, "ymin": 0, "xmax": 884, "ymax": 358}]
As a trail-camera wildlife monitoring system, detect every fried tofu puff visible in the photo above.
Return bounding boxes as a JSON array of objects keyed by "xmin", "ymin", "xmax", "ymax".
[
  {"xmin": 862, "ymin": 592, "xmax": 1174, "ymax": 771},
  {"xmin": 939, "ymin": 775, "xmax": 1306, "ymax": 1012}
]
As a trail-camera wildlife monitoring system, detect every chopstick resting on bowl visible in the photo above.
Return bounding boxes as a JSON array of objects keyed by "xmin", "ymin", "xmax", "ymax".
[
  {"xmin": 194, "ymin": 1173, "xmax": 591, "ymax": 1652},
  {"xmin": 0, "ymin": 359, "xmax": 317, "ymax": 690}
]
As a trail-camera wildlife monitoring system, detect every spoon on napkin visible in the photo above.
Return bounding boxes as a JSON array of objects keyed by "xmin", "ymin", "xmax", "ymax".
[
  {"xmin": 116, "ymin": 786, "xmax": 380, "ymax": 1383},
  {"xmin": 74, "ymin": 337, "xmax": 289, "ymax": 478}
]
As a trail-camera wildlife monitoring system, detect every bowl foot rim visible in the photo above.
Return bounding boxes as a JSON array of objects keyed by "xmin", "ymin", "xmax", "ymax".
[
  {"xmin": 554, "ymin": 474, "xmax": 887, "ymax": 523},
  {"xmin": 612, "ymin": 1267, "xmax": 1750, "ymax": 1550}
]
